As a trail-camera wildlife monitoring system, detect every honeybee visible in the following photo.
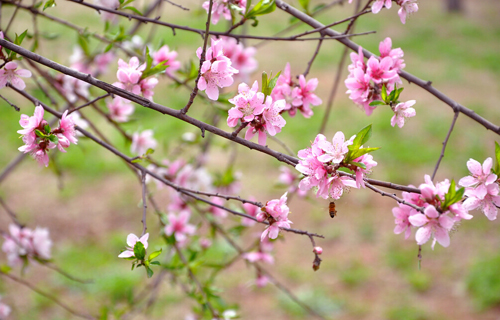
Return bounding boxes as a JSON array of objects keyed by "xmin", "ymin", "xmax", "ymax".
[{"xmin": 329, "ymin": 202, "xmax": 337, "ymax": 218}]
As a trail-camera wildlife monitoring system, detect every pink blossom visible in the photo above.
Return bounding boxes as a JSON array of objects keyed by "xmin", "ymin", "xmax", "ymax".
[
  {"xmin": 353, "ymin": 152, "xmax": 378, "ymax": 188},
  {"xmin": 139, "ymin": 77, "xmax": 158, "ymax": 101},
  {"xmin": 94, "ymin": 51, "xmax": 116, "ymax": 74},
  {"xmin": 279, "ymin": 166, "xmax": 307, "ymax": 197},
  {"xmin": 0, "ymin": 298, "xmax": 11, "ymax": 319},
  {"xmin": 59, "ymin": 110, "xmax": 78, "ymax": 145},
  {"xmin": 118, "ymin": 233, "xmax": 149, "ymax": 258},
  {"xmin": 379, "ymin": 37, "xmax": 406, "ymax": 72},
  {"xmin": 397, "ymin": 0, "xmax": 418, "ymax": 24},
  {"xmin": 243, "ymin": 251, "xmax": 274, "ymax": 264},
  {"xmin": 271, "ymin": 62, "xmax": 292, "ymax": 103},
  {"xmin": 131, "ymin": 130, "xmax": 157, "ymax": 155},
  {"xmin": 164, "ymin": 211, "xmax": 196, "ymax": 244},
  {"xmin": 296, "ymin": 134, "xmax": 329, "ymax": 192},
  {"xmin": 2, "ymin": 224, "xmax": 52, "ymax": 266},
  {"xmin": 199, "ymin": 238, "xmax": 212, "ymax": 249},
  {"xmin": 409, "ymin": 205, "xmax": 454, "ymax": 249},
  {"xmin": 209, "ymin": 197, "xmax": 228, "ymax": 219},
  {"xmin": 203, "ymin": 0, "xmax": 246, "ymax": 25},
  {"xmin": 153, "ymin": 45, "xmax": 181, "ymax": 76},
  {"xmin": 459, "ymin": 158, "xmax": 497, "ymax": 188},
  {"xmin": 113, "ymin": 57, "xmax": 146, "ymax": 95},
  {"xmin": 55, "ymin": 72, "xmax": 90, "ymax": 103},
  {"xmin": 391, "ymin": 100, "xmax": 416, "ymax": 128},
  {"xmin": 107, "ymin": 97, "xmax": 134, "ymax": 122},
  {"xmin": 366, "ymin": 56, "xmax": 398, "ymax": 84},
  {"xmin": 0, "ymin": 61, "xmax": 32, "ymax": 90},
  {"xmin": 317, "ymin": 131, "xmax": 352, "ymax": 164},
  {"xmin": 220, "ymin": 37, "xmax": 257, "ymax": 77},
  {"xmin": 393, "ymin": 203, "xmax": 415, "ymax": 239},
  {"xmin": 95, "ymin": 0, "xmax": 120, "ymax": 22},
  {"xmin": 463, "ymin": 183, "xmax": 500, "ymax": 221},
  {"xmin": 321, "ymin": 175, "xmax": 357, "ymax": 200},
  {"xmin": 245, "ymin": 97, "xmax": 286, "ymax": 146},
  {"xmin": 256, "ymin": 274, "xmax": 270, "ymax": 287},
  {"xmin": 313, "ymin": 246, "xmax": 323, "ymax": 255},
  {"xmin": 18, "ymin": 105, "xmax": 45, "ymax": 137},
  {"xmin": 291, "ymin": 75, "xmax": 322, "ymax": 118},
  {"xmin": 241, "ymin": 199, "xmax": 259, "ymax": 227},
  {"xmin": 227, "ymin": 81, "xmax": 265, "ymax": 127},
  {"xmin": 197, "ymin": 38, "xmax": 238, "ymax": 100},
  {"xmin": 372, "ymin": 0, "xmax": 392, "ymax": 13},
  {"xmin": 260, "ymin": 193, "xmax": 293, "ymax": 241}
]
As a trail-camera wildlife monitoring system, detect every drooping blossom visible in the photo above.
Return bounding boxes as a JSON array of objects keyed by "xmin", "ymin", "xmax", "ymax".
[
  {"xmin": 290, "ymin": 75, "xmax": 322, "ymax": 118},
  {"xmin": 409, "ymin": 205, "xmax": 454, "ymax": 249},
  {"xmin": 352, "ymin": 152, "xmax": 378, "ymax": 188},
  {"xmin": 220, "ymin": 37, "xmax": 257, "ymax": 78},
  {"xmin": 241, "ymin": 198, "xmax": 259, "ymax": 227},
  {"xmin": 164, "ymin": 211, "xmax": 196, "ymax": 245},
  {"xmin": 227, "ymin": 81, "xmax": 265, "ymax": 127},
  {"xmin": 59, "ymin": 110, "xmax": 79, "ymax": 146},
  {"xmin": 2, "ymin": 224, "xmax": 52, "ymax": 267},
  {"xmin": 0, "ymin": 61, "xmax": 32, "ymax": 90},
  {"xmin": 391, "ymin": 100, "xmax": 416, "ymax": 128},
  {"xmin": 131, "ymin": 130, "xmax": 157, "ymax": 155},
  {"xmin": 203, "ymin": 0, "xmax": 246, "ymax": 25},
  {"xmin": 197, "ymin": 38, "xmax": 238, "ymax": 100},
  {"xmin": 371, "ymin": 0, "xmax": 392, "ymax": 13},
  {"xmin": 153, "ymin": 45, "xmax": 181, "ymax": 76},
  {"xmin": 107, "ymin": 97, "xmax": 134, "ymax": 122},
  {"xmin": 313, "ymin": 246, "xmax": 323, "ymax": 255},
  {"xmin": 113, "ymin": 57, "xmax": 146, "ymax": 95},
  {"xmin": 139, "ymin": 77, "xmax": 158, "ymax": 101},
  {"xmin": 397, "ymin": 0, "xmax": 418, "ymax": 24},
  {"xmin": 260, "ymin": 193, "xmax": 293, "ymax": 241},
  {"xmin": 392, "ymin": 203, "xmax": 415, "ymax": 239},
  {"xmin": 118, "ymin": 233, "xmax": 149, "ymax": 258}
]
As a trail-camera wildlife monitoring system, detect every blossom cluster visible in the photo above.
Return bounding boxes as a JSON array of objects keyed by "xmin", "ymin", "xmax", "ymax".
[
  {"xmin": 197, "ymin": 38, "xmax": 239, "ymax": 100},
  {"xmin": 295, "ymin": 131, "xmax": 377, "ymax": 199},
  {"xmin": 227, "ymin": 80, "xmax": 286, "ymax": 145},
  {"xmin": 113, "ymin": 56, "xmax": 158, "ymax": 100},
  {"xmin": 202, "ymin": 0, "xmax": 247, "ymax": 25},
  {"xmin": 219, "ymin": 37, "xmax": 258, "ymax": 79},
  {"xmin": 271, "ymin": 63, "xmax": 322, "ymax": 118},
  {"xmin": 367, "ymin": 0, "xmax": 419, "ymax": 24},
  {"xmin": 345, "ymin": 38, "xmax": 406, "ymax": 113},
  {"xmin": 18, "ymin": 106, "xmax": 78, "ymax": 167},
  {"xmin": 2, "ymin": 224, "xmax": 52, "ymax": 267}
]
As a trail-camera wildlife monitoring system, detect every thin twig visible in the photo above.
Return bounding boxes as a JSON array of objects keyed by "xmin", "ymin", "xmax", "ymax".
[
  {"xmin": 0, "ymin": 196, "xmax": 22, "ymax": 226},
  {"xmin": 68, "ymin": 93, "xmax": 110, "ymax": 114},
  {"xmin": 140, "ymin": 169, "xmax": 148, "ymax": 236},
  {"xmin": 364, "ymin": 182, "xmax": 424, "ymax": 212},
  {"xmin": 302, "ymin": 37, "xmax": 324, "ymax": 77},
  {"xmin": 165, "ymin": 0, "xmax": 189, "ymax": 10},
  {"xmin": 0, "ymin": 93, "xmax": 20, "ymax": 111},
  {"xmin": 431, "ymin": 110, "xmax": 460, "ymax": 181}
]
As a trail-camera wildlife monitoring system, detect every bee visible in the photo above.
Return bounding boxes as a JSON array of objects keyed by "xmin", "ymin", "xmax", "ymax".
[{"xmin": 329, "ymin": 202, "xmax": 337, "ymax": 218}]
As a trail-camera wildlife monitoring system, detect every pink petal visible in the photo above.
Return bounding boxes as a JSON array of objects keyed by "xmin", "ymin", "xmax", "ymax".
[
  {"xmin": 126, "ymin": 233, "xmax": 139, "ymax": 247},
  {"xmin": 415, "ymin": 226, "xmax": 432, "ymax": 245},
  {"xmin": 118, "ymin": 250, "xmax": 135, "ymax": 258},
  {"xmin": 434, "ymin": 227, "xmax": 450, "ymax": 247},
  {"xmin": 467, "ymin": 159, "xmax": 482, "ymax": 176}
]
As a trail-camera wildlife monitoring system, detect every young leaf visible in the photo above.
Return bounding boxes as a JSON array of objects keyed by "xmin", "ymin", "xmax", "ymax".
[
  {"xmin": 123, "ymin": 6, "xmax": 143, "ymax": 16},
  {"xmin": 267, "ymin": 71, "xmax": 281, "ymax": 92},
  {"xmin": 349, "ymin": 124, "xmax": 373, "ymax": 151},
  {"xmin": 298, "ymin": 0, "xmax": 309, "ymax": 12},
  {"xmin": 150, "ymin": 261, "xmax": 161, "ymax": 266},
  {"xmin": 350, "ymin": 161, "xmax": 367, "ymax": 170},
  {"xmin": 133, "ymin": 241, "xmax": 146, "ymax": 261},
  {"xmin": 348, "ymin": 147, "xmax": 380, "ymax": 161},
  {"xmin": 44, "ymin": 123, "xmax": 51, "ymax": 133},
  {"xmin": 494, "ymin": 142, "xmax": 500, "ymax": 175},
  {"xmin": 148, "ymin": 248, "xmax": 162, "ymax": 261},
  {"xmin": 381, "ymin": 84, "xmax": 387, "ymax": 102},
  {"xmin": 141, "ymin": 60, "xmax": 168, "ymax": 79},
  {"xmin": 43, "ymin": 0, "xmax": 56, "ymax": 10},
  {"xmin": 369, "ymin": 100, "xmax": 386, "ymax": 107},
  {"xmin": 77, "ymin": 34, "xmax": 91, "ymax": 57},
  {"xmin": 48, "ymin": 135, "xmax": 59, "ymax": 144},
  {"xmin": 35, "ymin": 129, "xmax": 45, "ymax": 138},
  {"xmin": 14, "ymin": 30, "xmax": 28, "ymax": 46},
  {"xmin": 146, "ymin": 266, "xmax": 154, "ymax": 278}
]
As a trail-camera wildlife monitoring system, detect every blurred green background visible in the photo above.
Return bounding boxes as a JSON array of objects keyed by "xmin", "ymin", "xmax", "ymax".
[{"xmin": 1, "ymin": 0, "xmax": 500, "ymax": 319}]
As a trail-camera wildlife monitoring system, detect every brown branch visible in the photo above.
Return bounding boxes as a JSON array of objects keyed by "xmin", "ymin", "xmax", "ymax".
[
  {"xmin": 431, "ymin": 110, "xmax": 460, "ymax": 181},
  {"xmin": 0, "ymin": 93, "xmax": 19, "ymax": 111},
  {"xmin": 364, "ymin": 182, "xmax": 424, "ymax": 212},
  {"xmin": 274, "ymin": 0, "xmax": 500, "ymax": 135}
]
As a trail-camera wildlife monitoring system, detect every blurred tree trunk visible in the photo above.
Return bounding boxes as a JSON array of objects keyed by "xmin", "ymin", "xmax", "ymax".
[{"xmin": 446, "ymin": 0, "xmax": 463, "ymax": 12}]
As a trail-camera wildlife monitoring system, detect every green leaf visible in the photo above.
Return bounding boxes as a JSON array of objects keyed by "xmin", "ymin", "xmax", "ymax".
[
  {"xmin": 261, "ymin": 71, "xmax": 268, "ymax": 95},
  {"xmin": 48, "ymin": 134, "xmax": 59, "ymax": 144},
  {"xmin": 394, "ymin": 87, "xmax": 404, "ymax": 101},
  {"xmin": 150, "ymin": 261, "xmax": 161, "ymax": 266},
  {"xmin": 494, "ymin": 142, "xmax": 500, "ymax": 175},
  {"xmin": 298, "ymin": 0, "xmax": 309, "ymax": 12},
  {"xmin": 0, "ymin": 265, "xmax": 12, "ymax": 274},
  {"xmin": 146, "ymin": 266, "xmax": 154, "ymax": 278},
  {"xmin": 35, "ymin": 129, "xmax": 45, "ymax": 138},
  {"xmin": 148, "ymin": 248, "xmax": 162, "ymax": 261},
  {"xmin": 245, "ymin": 0, "xmax": 276, "ymax": 19},
  {"xmin": 141, "ymin": 60, "xmax": 168, "ymax": 79},
  {"xmin": 43, "ymin": 0, "xmax": 56, "ymax": 10},
  {"xmin": 369, "ymin": 100, "xmax": 386, "ymax": 107},
  {"xmin": 348, "ymin": 147, "xmax": 380, "ymax": 161},
  {"xmin": 44, "ymin": 123, "xmax": 51, "ymax": 133},
  {"xmin": 381, "ymin": 84, "xmax": 387, "ymax": 102},
  {"xmin": 77, "ymin": 34, "xmax": 91, "ymax": 57},
  {"xmin": 350, "ymin": 161, "xmax": 367, "ymax": 170},
  {"xmin": 14, "ymin": 30, "xmax": 28, "ymax": 46},
  {"xmin": 123, "ymin": 6, "xmax": 143, "ymax": 16},
  {"xmin": 133, "ymin": 241, "xmax": 146, "ymax": 261},
  {"xmin": 442, "ymin": 179, "xmax": 465, "ymax": 209},
  {"xmin": 268, "ymin": 71, "xmax": 281, "ymax": 92},
  {"xmin": 349, "ymin": 124, "xmax": 373, "ymax": 151},
  {"xmin": 131, "ymin": 158, "xmax": 143, "ymax": 163},
  {"xmin": 145, "ymin": 148, "xmax": 155, "ymax": 156}
]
